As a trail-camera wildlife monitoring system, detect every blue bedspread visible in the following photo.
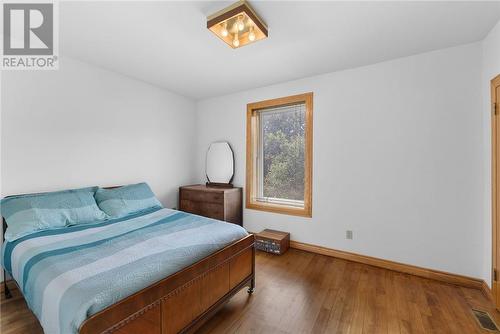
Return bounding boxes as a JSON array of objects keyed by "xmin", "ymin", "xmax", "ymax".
[{"xmin": 1, "ymin": 208, "xmax": 248, "ymax": 334}]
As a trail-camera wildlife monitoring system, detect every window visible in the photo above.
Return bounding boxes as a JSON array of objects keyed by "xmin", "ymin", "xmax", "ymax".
[{"xmin": 246, "ymin": 93, "xmax": 313, "ymax": 217}]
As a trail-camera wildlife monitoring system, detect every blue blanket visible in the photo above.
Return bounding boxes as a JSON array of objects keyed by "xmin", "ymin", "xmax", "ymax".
[{"xmin": 1, "ymin": 208, "xmax": 248, "ymax": 334}]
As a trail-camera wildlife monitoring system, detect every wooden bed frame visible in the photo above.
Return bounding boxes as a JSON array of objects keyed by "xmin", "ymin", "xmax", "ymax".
[{"xmin": 2, "ymin": 190, "xmax": 255, "ymax": 334}]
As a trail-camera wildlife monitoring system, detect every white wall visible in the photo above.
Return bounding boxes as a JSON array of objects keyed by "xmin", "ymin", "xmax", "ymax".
[
  {"xmin": 1, "ymin": 57, "xmax": 197, "ymax": 208},
  {"xmin": 195, "ymin": 43, "xmax": 484, "ymax": 279},
  {"xmin": 0, "ymin": 33, "xmax": 495, "ymax": 284},
  {"xmin": 0, "ymin": 57, "xmax": 196, "ymax": 282},
  {"xmin": 481, "ymin": 20, "xmax": 500, "ymax": 287}
]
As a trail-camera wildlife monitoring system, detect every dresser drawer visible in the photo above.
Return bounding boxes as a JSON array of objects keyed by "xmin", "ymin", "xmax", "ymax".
[
  {"xmin": 180, "ymin": 189, "xmax": 223, "ymax": 204},
  {"xmin": 179, "ymin": 185, "xmax": 242, "ymax": 226},
  {"xmin": 180, "ymin": 200, "xmax": 224, "ymax": 220}
]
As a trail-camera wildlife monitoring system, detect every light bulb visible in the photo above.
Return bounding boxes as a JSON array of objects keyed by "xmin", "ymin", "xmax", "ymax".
[
  {"xmin": 220, "ymin": 22, "xmax": 228, "ymax": 37},
  {"xmin": 248, "ymin": 27, "xmax": 256, "ymax": 41},
  {"xmin": 237, "ymin": 16, "xmax": 245, "ymax": 31},
  {"xmin": 233, "ymin": 34, "xmax": 240, "ymax": 47}
]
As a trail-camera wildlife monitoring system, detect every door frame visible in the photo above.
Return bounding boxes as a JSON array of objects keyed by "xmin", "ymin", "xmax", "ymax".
[{"xmin": 492, "ymin": 74, "xmax": 500, "ymax": 310}]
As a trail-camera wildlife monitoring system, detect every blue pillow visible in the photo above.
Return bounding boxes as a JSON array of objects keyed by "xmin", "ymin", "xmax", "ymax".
[
  {"xmin": 95, "ymin": 183, "xmax": 162, "ymax": 218},
  {"xmin": 1, "ymin": 187, "xmax": 108, "ymax": 241}
]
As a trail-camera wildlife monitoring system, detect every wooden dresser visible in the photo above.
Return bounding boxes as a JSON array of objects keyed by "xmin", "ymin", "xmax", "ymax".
[{"xmin": 179, "ymin": 185, "xmax": 243, "ymax": 226}]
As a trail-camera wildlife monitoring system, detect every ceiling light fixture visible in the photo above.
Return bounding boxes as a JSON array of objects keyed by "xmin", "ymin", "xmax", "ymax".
[
  {"xmin": 248, "ymin": 26, "xmax": 256, "ymax": 42},
  {"xmin": 233, "ymin": 33, "xmax": 240, "ymax": 47},
  {"xmin": 220, "ymin": 22, "xmax": 229, "ymax": 37},
  {"xmin": 207, "ymin": 0, "xmax": 268, "ymax": 49},
  {"xmin": 237, "ymin": 15, "xmax": 245, "ymax": 31}
]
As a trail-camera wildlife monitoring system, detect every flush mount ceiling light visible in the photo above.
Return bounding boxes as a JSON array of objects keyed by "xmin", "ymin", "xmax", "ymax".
[{"xmin": 207, "ymin": 0, "xmax": 268, "ymax": 49}]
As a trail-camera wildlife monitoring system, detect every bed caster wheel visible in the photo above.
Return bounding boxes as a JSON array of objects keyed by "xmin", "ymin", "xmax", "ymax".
[
  {"xmin": 247, "ymin": 278, "xmax": 255, "ymax": 294},
  {"xmin": 3, "ymin": 278, "xmax": 12, "ymax": 299}
]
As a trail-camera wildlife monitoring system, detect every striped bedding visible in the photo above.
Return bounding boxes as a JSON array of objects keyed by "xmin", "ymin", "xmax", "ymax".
[{"xmin": 1, "ymin": 207, "xmax": 248, "ymax": 334}]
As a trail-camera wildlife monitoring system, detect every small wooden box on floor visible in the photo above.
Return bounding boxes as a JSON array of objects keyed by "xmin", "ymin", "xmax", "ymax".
[
  {"xmin": 179, "ymin": 184, "xmax": 242, "ymax": 226},
  {"xmin": 255, "ymin": 229, "xmax": 290, "ymax": 255}
]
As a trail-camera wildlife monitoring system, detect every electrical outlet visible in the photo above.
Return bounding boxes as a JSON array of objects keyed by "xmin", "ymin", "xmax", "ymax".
[{"xmin": 346, "ymin": 230, "xmax": 353, "ymax": 240}]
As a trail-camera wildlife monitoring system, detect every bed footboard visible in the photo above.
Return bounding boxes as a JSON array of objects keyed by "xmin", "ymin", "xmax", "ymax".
[{"xmin": 79, "ymin": 234, "xmax": 255, "ymax": 334}]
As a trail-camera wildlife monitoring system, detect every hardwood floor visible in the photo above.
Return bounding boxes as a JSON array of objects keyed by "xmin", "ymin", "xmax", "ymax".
[{"xmin": 1, "ymin": 249, "xmax": 499, "ymax": 334}]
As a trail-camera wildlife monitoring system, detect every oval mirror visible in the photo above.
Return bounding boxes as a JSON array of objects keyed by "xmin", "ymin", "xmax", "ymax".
[{"xmin": 206, "ymin": 142, "xmax": 234, "ymax": 185}]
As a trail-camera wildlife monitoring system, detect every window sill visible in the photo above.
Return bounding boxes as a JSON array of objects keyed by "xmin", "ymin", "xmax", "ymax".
[
  {"xmin": 254, "ymin": 197, "xmax": 304, "ymax": 208},
  {"xmin": 246, "ymin": 200, "xmax": 312, "ymax": 217}
]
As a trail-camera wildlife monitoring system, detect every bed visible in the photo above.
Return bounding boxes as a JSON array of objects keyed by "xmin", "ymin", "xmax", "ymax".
[{"xmin": 2, "ymin": 199, "xmax": 255, "ymax": 334}]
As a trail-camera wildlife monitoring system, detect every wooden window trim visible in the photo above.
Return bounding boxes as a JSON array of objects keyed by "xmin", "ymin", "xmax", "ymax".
[
  {"xmin": 492, "ymin": 74, "xmax": 500, "ymax": 310},
  {"xmin": 246, "ymin": 92, "xmax": 313, "ymax": 217}
]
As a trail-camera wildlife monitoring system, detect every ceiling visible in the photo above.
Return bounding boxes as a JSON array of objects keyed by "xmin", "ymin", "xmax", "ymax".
[{"xmin": 60, "ymin": 1, "xmax": 500, "ymax": 100}]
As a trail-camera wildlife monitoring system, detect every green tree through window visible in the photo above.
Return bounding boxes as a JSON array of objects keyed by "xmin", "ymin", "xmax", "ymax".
[{"xmin": 260, "ymin": 103, "xmax": 305, "ymax": 202}]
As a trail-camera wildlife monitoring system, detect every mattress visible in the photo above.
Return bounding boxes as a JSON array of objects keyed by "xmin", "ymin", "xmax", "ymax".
[{"xmin": 2, "ymin": 207, "xmax": 248, "ymax": 334}]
